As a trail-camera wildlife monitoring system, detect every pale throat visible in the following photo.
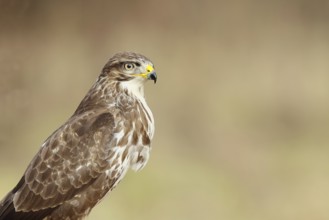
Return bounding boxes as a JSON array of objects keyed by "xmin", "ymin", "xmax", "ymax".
[
  {"xmin": 119, "ymin": 78, "xmax": 155, "ymax": 138},
  {"xmin": 119, "ymin": 79, "xmax": 145, "ymax": 99}
]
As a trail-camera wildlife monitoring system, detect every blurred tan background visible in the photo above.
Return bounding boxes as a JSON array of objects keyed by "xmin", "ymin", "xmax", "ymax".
[{"xmin": 1, "ymin": 0, "xmax": 329, "ymax": 219}]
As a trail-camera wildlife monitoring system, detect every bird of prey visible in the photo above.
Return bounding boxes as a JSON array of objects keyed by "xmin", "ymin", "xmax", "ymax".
[{"xmin": 0, "ymin": 52, "xmax": 157, "ymax": 220}]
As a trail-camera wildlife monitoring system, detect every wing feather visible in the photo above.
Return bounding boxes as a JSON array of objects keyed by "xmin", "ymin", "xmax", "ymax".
[{"xmin": 13, "ymin": 110, "xmax": 115, "ymax": 212}]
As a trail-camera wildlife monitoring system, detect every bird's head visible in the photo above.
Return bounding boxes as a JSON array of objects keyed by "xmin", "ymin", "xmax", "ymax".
[{"xmin": 102, "ymin": 52, "xmax": 157, "ymax": 84}]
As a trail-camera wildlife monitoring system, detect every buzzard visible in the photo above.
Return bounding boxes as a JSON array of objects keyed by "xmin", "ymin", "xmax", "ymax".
[{"xmin": 0, "ymin": 52, "xmax": 157, "ymax": 220}]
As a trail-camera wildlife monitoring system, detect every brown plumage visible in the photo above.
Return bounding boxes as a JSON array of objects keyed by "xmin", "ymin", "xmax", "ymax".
[{"xmin": 0, "ymin": 52, "xmax": 157, "ymax": 220}]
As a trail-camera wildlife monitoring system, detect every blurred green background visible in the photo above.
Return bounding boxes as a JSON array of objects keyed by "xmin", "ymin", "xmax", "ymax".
[{"xmin": 1, "ymin": 0, "xmax": 329, "ymax": 219}]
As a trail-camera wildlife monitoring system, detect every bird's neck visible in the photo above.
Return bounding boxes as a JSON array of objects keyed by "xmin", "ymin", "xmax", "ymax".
[
  {"xmin": 74, "ymin": 79, "xmax": 146, "ymax": 115},
  {"xmin": 119, "ymin": 79, "xmax": 145, "ymax": 100}
]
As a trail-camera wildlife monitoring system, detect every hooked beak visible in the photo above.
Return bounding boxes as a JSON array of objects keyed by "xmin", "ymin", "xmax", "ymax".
[
  {"xmin": 145, "ymin": 64, "xmax": 157, "ymax": 84},
  {"xmin": 148, "ymin": 72, "xmax": 157, "ymax": 84},
  {"xmin": 132, "ymin": 64, "xmax": 157, "ymax": 84}
]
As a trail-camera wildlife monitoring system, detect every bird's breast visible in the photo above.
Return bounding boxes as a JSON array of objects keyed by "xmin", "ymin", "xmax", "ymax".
[{"xmin": 106, "ymin": 94, "xmax": 154, "ymax": 175}]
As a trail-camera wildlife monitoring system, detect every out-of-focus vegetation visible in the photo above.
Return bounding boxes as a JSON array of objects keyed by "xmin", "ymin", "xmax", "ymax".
[{"xmin": 0, "ymin": 0, "xmax": 329, "ymax": 219}]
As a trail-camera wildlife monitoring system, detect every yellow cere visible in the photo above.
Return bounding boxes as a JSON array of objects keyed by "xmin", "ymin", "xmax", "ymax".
[
  {"xmin": 133, "ymin": 65, "xmax": 154, "ymax": 78},
  {"xmin": 146, "ymin": 65, "xmax": 154, "ymax": 73}
]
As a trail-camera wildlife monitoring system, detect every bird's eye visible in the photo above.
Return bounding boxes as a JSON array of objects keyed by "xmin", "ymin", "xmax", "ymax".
[{"xmin": 123, "ymin": 63, "xmax": 135, "ymax": 71}]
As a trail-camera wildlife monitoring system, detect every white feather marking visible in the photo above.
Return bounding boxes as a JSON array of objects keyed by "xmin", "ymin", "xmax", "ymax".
[
  {"xmin": 130, "ymin": 146, "xmax": 150, "ymax": 171},
  {"xmin": 120, "ymin": 79, "xmax": 155, "ymax": 138},
  {"xmin": 52, "ymin": 146, "xmax": 59, "ymax": 154},
  {"xmin": 114, "ymin": 129, "xmax": 125, "ymax": 145},
  {"xmin": 120, "ymin": 78, "xmax": 145, "ymax": 100},
  {"xmin": 76, "ymin": 165, "xmax": 83, "ymax": 171}
]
